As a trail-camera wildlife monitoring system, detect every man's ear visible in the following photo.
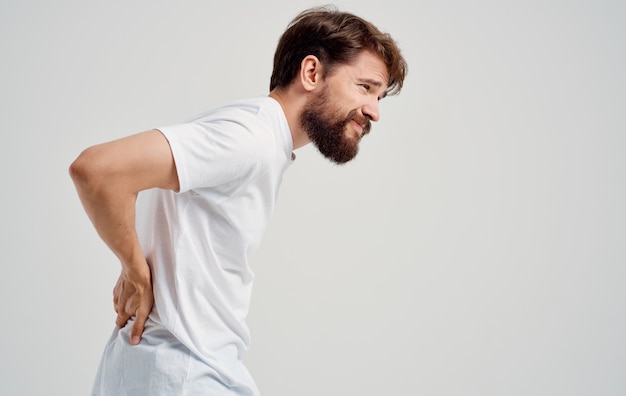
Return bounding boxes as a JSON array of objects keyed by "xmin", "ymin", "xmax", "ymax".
[{"xmin": 299, "ymin": 55, "xmax": 323, "ymax": 92}]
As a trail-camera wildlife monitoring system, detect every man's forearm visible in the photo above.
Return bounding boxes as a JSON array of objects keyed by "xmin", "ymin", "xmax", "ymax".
[
  {"xmin": 78, "ymin": 188, "xmax": 144, "ymax": 267},
  {"xmin": 70, "ymin": 158, "xmax": 144, "ymax": 268}
]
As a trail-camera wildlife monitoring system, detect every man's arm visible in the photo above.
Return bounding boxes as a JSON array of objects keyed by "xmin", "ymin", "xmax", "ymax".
[{"xmin": 69, "ymin": 129, "xmax": 179, "ymax": 345}]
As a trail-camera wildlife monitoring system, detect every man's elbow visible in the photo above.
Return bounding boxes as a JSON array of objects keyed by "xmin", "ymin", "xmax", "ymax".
[{"xmin": 69, "ymin": 147, "xmax": 102, "ymax": 191}]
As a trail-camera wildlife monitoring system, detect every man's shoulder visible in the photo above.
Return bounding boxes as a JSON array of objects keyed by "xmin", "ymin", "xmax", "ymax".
[{"xmin": 187, "ymin": 96, "xmax": 280, "ymax": 123}]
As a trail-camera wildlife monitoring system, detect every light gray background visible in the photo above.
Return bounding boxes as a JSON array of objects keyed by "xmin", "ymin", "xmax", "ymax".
[{"xmin": 1, "ymin": 0, "xmax": 625, "ymax": 395}]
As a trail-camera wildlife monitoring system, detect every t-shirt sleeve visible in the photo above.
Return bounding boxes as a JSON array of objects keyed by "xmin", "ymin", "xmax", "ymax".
[{"xmin": 157, "ymin": 119, "xmax": 267, "ymax": 193}]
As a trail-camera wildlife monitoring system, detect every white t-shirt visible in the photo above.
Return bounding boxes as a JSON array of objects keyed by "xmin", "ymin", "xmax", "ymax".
[{"xmin": 135, "ymin": 96, "xmax": 294, "ymax": 393}]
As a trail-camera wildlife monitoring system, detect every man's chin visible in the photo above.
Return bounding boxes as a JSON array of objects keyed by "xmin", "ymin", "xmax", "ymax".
[{"xmin": 320, "ymin": 144, "xmax": 359, "ymax": 164}]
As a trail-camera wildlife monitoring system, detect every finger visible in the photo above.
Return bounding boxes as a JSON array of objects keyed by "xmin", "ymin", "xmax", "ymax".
[
  {"xmin": 130, "ymin": 312, "xmax": 148, "ymax": 345},
  {"xmin": 116, "ymin": 311, "xmax": 131, "ymax": 329},
  {"xmin": 113, "ymin": 288, "xmax": 120, "ymax": 314}
]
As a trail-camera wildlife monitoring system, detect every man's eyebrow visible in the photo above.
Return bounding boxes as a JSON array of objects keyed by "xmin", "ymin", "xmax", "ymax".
[{"xmin": 359, "ymin": 78, "xmax": 384, "ymax": 88}]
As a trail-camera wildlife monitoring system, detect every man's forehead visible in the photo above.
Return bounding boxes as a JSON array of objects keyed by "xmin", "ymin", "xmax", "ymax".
[{"xmin": 349, "ymin": 52, "xmax": 390, "ymax": 92}]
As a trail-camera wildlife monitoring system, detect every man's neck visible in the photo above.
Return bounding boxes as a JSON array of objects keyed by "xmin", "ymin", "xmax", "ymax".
[{"xmin": 269, "ymin": 89, "xmax": 310, "ymax": 150}]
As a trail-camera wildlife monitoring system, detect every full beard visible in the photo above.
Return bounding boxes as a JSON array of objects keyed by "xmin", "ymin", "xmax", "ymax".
[{"xmin": 300, "ymin": 88, "xmax": 371, "ymax": 164}]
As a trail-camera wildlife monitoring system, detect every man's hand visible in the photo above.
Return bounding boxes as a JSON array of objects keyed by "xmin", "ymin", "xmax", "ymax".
[{"xmin": 113, "ymin": 262, "xmax": 154, "ymax": 345}]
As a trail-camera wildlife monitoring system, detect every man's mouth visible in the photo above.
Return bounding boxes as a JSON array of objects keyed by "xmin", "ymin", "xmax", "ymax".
[{"xmin": 350, "ymin": 118, "xmax": 371, "ymax": 138}]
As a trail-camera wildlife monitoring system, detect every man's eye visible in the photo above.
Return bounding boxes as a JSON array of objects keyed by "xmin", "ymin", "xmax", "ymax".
[{"xmin": 360, "ymin": 84, "xmax": 370, "ymax": 91}]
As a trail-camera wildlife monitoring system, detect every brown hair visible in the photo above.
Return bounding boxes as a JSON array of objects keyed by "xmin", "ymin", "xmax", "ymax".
[{"xmin": 270, "ymin": 5, "xmax": 407, "ymax": 96}]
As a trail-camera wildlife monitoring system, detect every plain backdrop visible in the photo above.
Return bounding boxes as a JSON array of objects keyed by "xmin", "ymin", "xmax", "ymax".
[{"xmin": 1, "ymin": 0, "xmax": 625, "ymax": 395}]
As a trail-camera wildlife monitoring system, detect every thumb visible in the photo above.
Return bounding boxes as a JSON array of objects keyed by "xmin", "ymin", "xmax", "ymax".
[{"xmin": 130, "ymin": 314, "xmax": 147, "ymax": 345}]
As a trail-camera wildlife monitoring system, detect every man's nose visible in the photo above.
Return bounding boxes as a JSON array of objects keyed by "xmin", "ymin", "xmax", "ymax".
[{"xmin": 362, "ymin": 98, "xmax": 380, "ymax": 122}]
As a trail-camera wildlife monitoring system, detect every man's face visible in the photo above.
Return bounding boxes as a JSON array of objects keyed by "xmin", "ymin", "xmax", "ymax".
[
  {"xmin": 300, "ymin": 51, "xmax": 389, "ymax": 164},
  {"xmin": 300, "ymin": 86, "xmax": 369, "ymax": 163}
]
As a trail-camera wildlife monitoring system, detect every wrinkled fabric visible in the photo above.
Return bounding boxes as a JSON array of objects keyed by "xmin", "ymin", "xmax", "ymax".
[{"xmin": 92, "ymin": 318, "xmax": 256, "ymax": 396}]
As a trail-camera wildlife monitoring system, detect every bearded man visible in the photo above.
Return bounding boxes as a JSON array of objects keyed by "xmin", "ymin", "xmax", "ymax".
[{"xmin": 70, "ymin": 6, "xmax": 406, "ymax": 396}]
